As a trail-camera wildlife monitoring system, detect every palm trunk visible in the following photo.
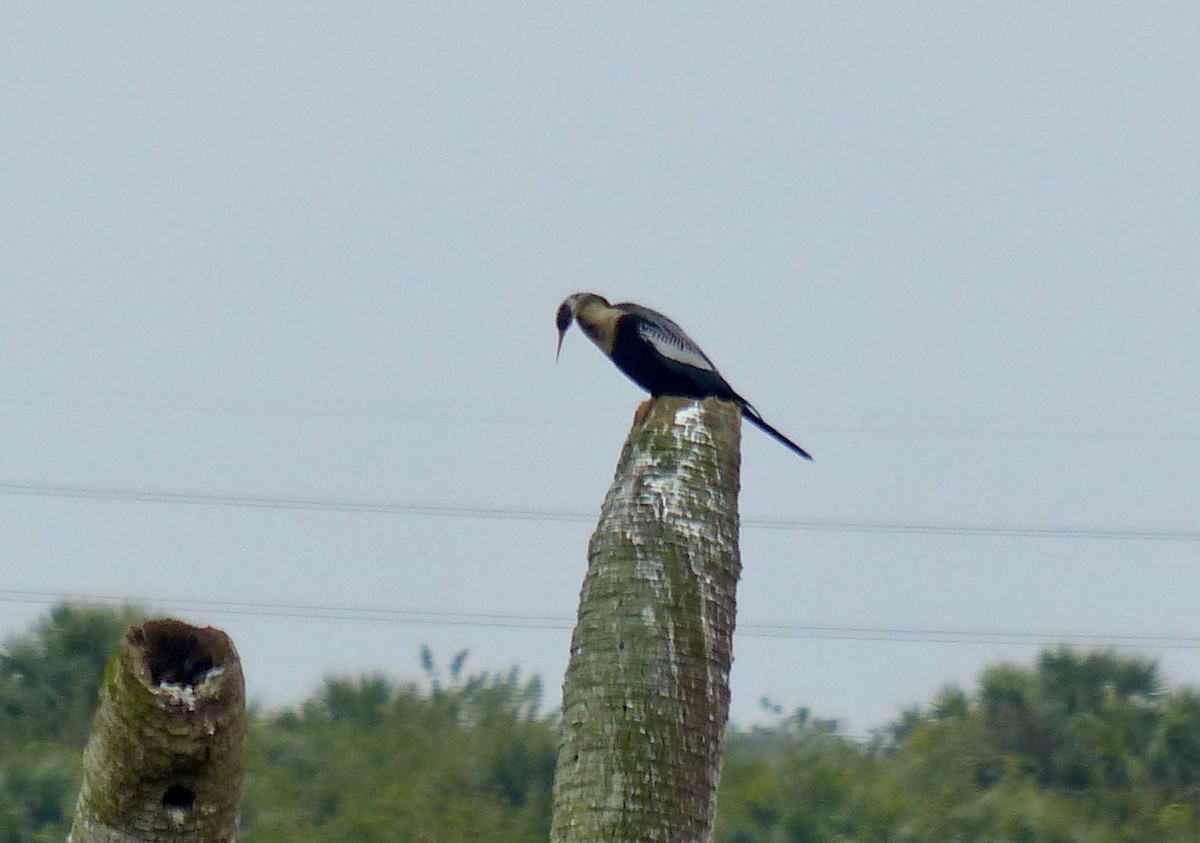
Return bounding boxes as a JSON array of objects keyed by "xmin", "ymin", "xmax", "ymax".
[
  {"xmin": 550, "ymin": 396, "xmax": 742, "ymax": 843},
  {"xmin": 70, "ymin": 618, "xmax": 246, "ymax": 843}
]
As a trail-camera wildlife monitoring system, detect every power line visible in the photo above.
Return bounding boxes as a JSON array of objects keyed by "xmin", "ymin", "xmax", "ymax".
[
  {"xmin": 2, "ymin": 482, "xmax": 1198, "ymax": 541},
  {"xmin": 0, "ymin": 482, "xmax": 593, "ymax": 522},
  {"xmin": 2, "ymin": 588, "xmax": 1197, "ymax": 650}
]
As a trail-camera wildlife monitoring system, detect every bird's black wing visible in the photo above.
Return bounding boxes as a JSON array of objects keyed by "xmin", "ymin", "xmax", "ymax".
[
  {"xmin": 610, "ymin": 302, "xmax": 742, "ymax": 400},
  {"xmin": 614, "ymin": 302, "xmax": 812, "ymax": 460},
  {"xmin": 615, "ymin": 303, "xmax": 720, "ymax": 374}
]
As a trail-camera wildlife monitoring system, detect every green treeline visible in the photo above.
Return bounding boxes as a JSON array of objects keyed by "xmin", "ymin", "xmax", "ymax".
[{"xmin": 4, "ymin": 604, "xmax": 1200, "ymax": 841}]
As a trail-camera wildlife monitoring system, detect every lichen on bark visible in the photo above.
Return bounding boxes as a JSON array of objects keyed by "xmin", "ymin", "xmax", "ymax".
[{"xmin": 550, "ymin": 396, "xmax": 742, "ymax": 843}]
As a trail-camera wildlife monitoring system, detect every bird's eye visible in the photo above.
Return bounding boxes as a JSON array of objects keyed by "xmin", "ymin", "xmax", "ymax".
[{"xmin": 556, "ymin": 302, "xmax": 573, "ymax": 331}]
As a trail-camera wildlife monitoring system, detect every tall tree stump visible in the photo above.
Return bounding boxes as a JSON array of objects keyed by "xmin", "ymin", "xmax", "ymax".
[{"xmin": 550, "ymin": 396, "xmax": 742, "ymax": 843}]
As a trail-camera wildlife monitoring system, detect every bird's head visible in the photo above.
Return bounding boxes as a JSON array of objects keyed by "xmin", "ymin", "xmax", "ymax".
[{"xmin": 555, "ymin": 292, "xmax": 609, "ymax": 360}]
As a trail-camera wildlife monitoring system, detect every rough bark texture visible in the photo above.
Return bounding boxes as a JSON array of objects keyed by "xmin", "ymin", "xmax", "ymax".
[
  {"xmin": 550, "ymin": 396, "xmax": 742, "ymax": 843},
  {"xmin": 70, "ymin": 619, "xmax": 246, "ymax": 843}
]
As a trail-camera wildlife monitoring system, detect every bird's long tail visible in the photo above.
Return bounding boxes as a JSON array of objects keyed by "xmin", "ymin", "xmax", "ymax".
[{"xmin": 740, "ymin": 404, "xmax": 813, "ymax": 460}]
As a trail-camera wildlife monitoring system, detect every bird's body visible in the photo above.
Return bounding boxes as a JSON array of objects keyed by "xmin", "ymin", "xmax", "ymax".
[{"xmin": 556, "ymin": 292, "xmax": 812, "ymax": 460}]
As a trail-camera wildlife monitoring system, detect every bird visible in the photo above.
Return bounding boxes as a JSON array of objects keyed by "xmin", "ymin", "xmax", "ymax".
[{"xmin": 555, "ymin": 292, "xmax": 812, "ymax": 460}]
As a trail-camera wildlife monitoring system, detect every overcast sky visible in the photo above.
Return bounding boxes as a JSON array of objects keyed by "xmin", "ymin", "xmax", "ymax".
[{"xmin": 3, "ymin": 5, "xmax": 1199, "ymax": 734}]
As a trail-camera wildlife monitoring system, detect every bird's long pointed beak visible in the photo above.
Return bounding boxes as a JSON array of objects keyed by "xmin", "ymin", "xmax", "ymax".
[{"xmin": 555, "ymin": 330, "xmax": 566, "ymax": 362}]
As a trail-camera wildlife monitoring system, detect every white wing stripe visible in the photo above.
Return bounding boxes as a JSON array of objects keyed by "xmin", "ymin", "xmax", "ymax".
[{"xmin": 637, "ymin": 322, "xmax": 716, "ymax": 372}]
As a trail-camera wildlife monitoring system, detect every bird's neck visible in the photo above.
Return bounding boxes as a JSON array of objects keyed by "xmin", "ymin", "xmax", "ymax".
[{"xmin": 575, "ymin": 299, "xmax": 619, "ymax": 355}]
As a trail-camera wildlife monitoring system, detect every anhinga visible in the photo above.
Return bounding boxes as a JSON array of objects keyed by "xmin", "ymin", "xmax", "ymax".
[{"xmin": 555, "ymin": 292, "xmax": 812, "ymax": 460}]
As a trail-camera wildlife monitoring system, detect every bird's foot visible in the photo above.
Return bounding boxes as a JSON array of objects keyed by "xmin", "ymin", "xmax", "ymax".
[{"xmin": 632, "ymin": 397, "xmax": 656, "ymax": 427}]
